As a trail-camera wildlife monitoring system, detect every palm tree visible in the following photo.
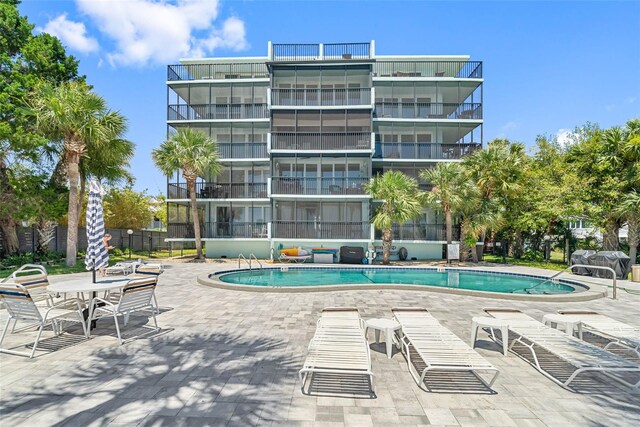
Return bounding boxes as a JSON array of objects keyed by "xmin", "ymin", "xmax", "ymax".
[
  {"xmin": 420, "ymin": 163, "xmax": 466, "ymax": 245},
  {"xmin": 364, "ymin": 171, "xmax": 422, "ymax": 265},
  {"xmin": 30, "ymin": 81, "xmax": 128, "ymax": 266},
  {"xmin": 615, "ymin": 191, "xmax": 640, "ymax": 264},
  {"xmin": 152, "ymin": 128, "xmax": 221, "ymax": 260}
]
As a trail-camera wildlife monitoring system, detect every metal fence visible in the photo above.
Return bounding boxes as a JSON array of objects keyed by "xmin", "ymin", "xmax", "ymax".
[
  {"xmin": 167, "ymin": 63, "xmax": 269, "ymax": 81},
  {"xmin": 271, "ymin": 88, "xmax": 371, "ymax": 106},
  {"xmin": 271, "ymin": 132, "xmax": 372, "ymax": 151},
  {"xmin": 0, "ymin": 226, "xmax": 168, "ymax": 257}
]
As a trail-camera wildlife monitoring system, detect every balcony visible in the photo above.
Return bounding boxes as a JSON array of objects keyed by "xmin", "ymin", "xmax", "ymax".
[
  {"xmin": 374, "ymin": 143, "xmax": 481, "ymax": 160},
  {"xmin": 271, "ymin": 42, "xmax": 372, "ymax": 62},
  {"xmin": 167, "ymin": 63, "xmax": 268, "ymax": 81},
  {"xmin": 373, "ymin": 61, "xmax": 482, "ymax": 79},
  {"xmin": 271, "ymin": 177, "xmax": 369, "ymax": 196},
  {"xmin": 271, "ymin": 132, "xmax": 372, "ymax": 151},
  {"xmin": 167, "ymin": 182, "xmax": 268, "ymax": 199},
  {"xmin": 375, "ymin": 103, "xmax": 482, "ymax": 120},
  {"xmin": 272, "ymin": 221, "xmax": 370, "ymax": 240},
  {"xmin": 271, "ymin": 88, "xmax": 371, "ymax": 107},
  {"xmin": 218, "ymin": 143, "xmax": 268, "ymax": 159},
  {"xmin": 375, "ymin": 224, "xmax": 461, "ymax": 241},
  {"xmin": 168, "ymin": 222, "xmax": 268, "ymax": 239},
  {"xmin": 168, "ymin": 104, "xmax": 269, "ymax": 121}
]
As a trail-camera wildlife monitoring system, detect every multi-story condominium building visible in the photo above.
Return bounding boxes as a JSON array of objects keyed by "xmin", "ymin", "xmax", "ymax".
[{"xmin": 165, "ymin": 41, "xmax": 483, "ymax": 259}]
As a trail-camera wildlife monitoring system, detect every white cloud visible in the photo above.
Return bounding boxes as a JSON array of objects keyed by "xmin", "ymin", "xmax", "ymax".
[
  {"xmin": 40, "ymin": 13, "xmax": 99, "ymax": 53},
  {"xmin": 497, "ymin": 121, "xmax": 519, "ymax": 137},
  {"xmin": 626, "ymin": 97, "xmax": 637, "ymax": 104},
  {"xmin": 556, "ymin": 129, "xmax": 577, "ymax": 147},
  {"xmin": 75, "ymin": 0, "xmax": 248, "ymax": 67}
]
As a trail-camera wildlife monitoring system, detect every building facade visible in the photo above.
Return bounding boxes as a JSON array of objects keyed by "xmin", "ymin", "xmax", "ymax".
[{"xmin": 165, "ymin": 41, "xmax": 483, "ymax": 259}]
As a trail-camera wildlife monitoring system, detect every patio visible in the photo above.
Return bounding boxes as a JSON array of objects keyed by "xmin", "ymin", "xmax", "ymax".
[{"xmin": 1, "ymin": 262, "xmax": 639, "ymax": 426}]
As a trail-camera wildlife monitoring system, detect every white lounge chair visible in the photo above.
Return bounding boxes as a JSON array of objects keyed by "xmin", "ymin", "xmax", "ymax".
[
  {"xmin": 392, "ymin": 308, "xmax": 499, "ymax": 391},
  {"xmin": 556, "ymin": 310, "xmax": 640, "ymax": 358},
  {"xmin": 299, "ymin": 307, "xmax": 374, "ymax": 395},
  {"xmin": 88, "ymin": 277, "xmax": 159, "ymax": 345},
  {"xmin": 279, "ymin": 253, "xmax": 311, "ymax": 263},
  {"xmin": 484, "ymin": 308, "xmax": 640, "ymax": 388},
  {"xmin": 0, "ymin": 284, "xmax": 87, "ymax": 358}
]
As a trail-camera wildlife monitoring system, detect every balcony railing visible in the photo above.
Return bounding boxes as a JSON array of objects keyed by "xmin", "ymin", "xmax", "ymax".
[
  {"xmin": 168, "ymin": 104, "xmax": 269, "ymax": 121},
  {"xmin": 271, "ymin": 132, "xmax": 371, "ymax": 150},
  {"xmin": 271, "ymin": 88, "xmax": 371, "ymax": 106},
  {"xmin": 271, "ymin": 42, "xmax": 371, "ymax": 62},
  {"xmin": 271, "ymin": 177, "xmax": 369, "ymax": 196},
  {"xmin": 218, "ymin": 143, "xmax": 268, "ymax": 159},
  {"xmin": 374, "ymin": 103, "xmax": 482, "ymax": 120},
  {"xmin": 168, "ymin": 222, "xmax": 268, "ymax": 238},
  {"xmin": 272, "ymin": 221, "xmax": 370, "ymax": 239},
  {"xmin": 167, "ymin": 63, "xmax": 269, "ymax": 81},
  {"xmin": 374, "ymin": 143, "xmax": 481, "ymax": 160},
  {"xmin": 167, "ymin": 182, "xmax": 268, "ymax": 199},
  {"xmin": 373, "ymin": 61, "xmax": 482, "ymax": 79},
  {"xmin": 375, "ymin": 224, "xmax": 461, "ymax": 241}
]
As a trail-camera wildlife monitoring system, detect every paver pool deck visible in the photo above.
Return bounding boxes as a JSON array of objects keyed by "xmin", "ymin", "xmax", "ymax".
[{"xmin": 1, "ymin": 261, "xmax": 639, "ymax": 426}]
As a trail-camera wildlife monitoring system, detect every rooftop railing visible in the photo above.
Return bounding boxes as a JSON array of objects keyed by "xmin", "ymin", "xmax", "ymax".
[
  {"xmin": 270, "ymin": 132, "xmax": 372, "ymax": 151},
  {"xmin": 373, "ymin": 61, "xmax": 482, "ymax": 79},
  {"xmin": 374, "ymin": 102, "xmax": 482, "ymax": 120},
  {"xmin": 271, "ymin": 42, "xmax": 372, "ymax": 62},
  {"xmin": 167, "ymin": 63, "xmax": 269, "ymax": 81}
]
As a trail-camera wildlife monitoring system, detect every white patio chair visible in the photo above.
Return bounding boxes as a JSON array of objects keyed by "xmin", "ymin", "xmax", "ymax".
[
  {"xmin": 392, "ymin": 308, "xmax": 499, "ymax": 391},
  {"xmin": 299, "ymin": 307, "xmax": 374, "ymax": 395},
  {"xmin": 88, "ymin": 277, "xmax": 159, "ymax": 344},
  {"xmin": 0, "ymin": 284, "xmax": 87, "ymax": 358},
  {"xmin": 484, "ymin": 308, "xmax": 640, "ymax": 389}
]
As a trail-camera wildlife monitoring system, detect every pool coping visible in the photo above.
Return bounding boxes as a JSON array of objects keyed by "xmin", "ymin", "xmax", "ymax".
[{"xmin": 197, "ymin": 265, "xmax": 607, "ymax": 302}]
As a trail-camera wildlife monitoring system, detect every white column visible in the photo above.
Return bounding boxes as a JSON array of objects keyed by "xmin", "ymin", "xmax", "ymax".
[
  {"xmin": 267, "ymin": 41, "xmax": 273, "ymax": 61},
  {"xmin": 319, "ymin": 43, "xmax": 324, "ymax": 60},
  {"xmin": 370, "ymin": 40, "xmax": 375, "ymax": 58}
]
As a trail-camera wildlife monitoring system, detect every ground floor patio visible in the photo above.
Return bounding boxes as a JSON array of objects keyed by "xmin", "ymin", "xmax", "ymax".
[{"xmin": 1, "ymin": 262, "xmax": 639, "ymax": 426}]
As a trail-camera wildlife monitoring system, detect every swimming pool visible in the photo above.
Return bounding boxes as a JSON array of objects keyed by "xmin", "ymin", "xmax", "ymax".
[{"xmin": 211, "ymin": 267, "xmax": 587, "ymax": 295}]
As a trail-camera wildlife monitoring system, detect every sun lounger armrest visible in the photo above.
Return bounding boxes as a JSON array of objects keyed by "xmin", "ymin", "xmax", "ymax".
[
  {"xmin": 391, "ymin": 307, "xmax": 429, "ymax": 313},
  {"xmin": 483, "ymin": 307, "xmax": 521, "ymax": 315},
  {"xmin": 557, "ymin": 310, "xmax": 598, "ymax": 315},
  {"xmin": 321, "ymin": 307, "xmax": 359, "ymax": 313}
]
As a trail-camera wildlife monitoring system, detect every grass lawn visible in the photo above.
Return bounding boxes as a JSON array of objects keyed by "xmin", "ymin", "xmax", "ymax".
[
  {"xmin": 0, "ymin": 249, "xmax": 197, "ymax": 278},
  {"xmin": 483, "ymin": 250, "xmax": 569, "ymax": 272}
]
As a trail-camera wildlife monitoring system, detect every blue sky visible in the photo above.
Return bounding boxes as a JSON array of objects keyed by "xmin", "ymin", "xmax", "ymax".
[{"xmin": 20, "ymin": 0, "xmax": 640, "ymax": 194}]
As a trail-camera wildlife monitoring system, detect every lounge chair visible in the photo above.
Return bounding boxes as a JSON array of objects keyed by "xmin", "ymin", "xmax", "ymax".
[
  {"xmin": 299, "ymin": 308, "xmax": 374, "ymax": 395},
  {"xmin": 392, "ymin": 308, "xmax": 499, "ymax": 390},
  {"xmin": 0, "ymin": 284, "xmax": 87, "ymax": 358},
  {"xmin": 484, "ymin": 308, "xmax": 640, "ymax": 388},
  {"xmin": 279, "ymin": 253, "xmax": 311, "ymax": 263},
  {"xmin": 556, "ymin": 310, "xmax": 640, "ymax": 358}
]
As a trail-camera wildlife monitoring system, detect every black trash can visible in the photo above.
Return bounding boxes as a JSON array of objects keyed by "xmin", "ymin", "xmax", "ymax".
[
  {"xmin": 588, "ymin": 251, "xmax": 632, "ymax": 279},
  {"xmin": 570, "ymin": 250, "xmax": 596, "ymax": 275}
]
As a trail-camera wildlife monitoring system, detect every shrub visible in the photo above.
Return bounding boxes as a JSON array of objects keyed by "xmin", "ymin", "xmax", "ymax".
[{"xmin": 522, "ymin": 249, "xmax": 544, "ymax": 262}]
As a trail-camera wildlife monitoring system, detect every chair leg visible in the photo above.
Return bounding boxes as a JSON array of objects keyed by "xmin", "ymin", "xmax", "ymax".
[
  {"xmin": 30, "ymin": 324, "xmax": 45, "ymax": 358},
  {"xmin": 87, "ymin": 300, "xmax": 96, "ymax": 338},
  {"xmin": 0, "ymin": 317, "xmax": 13, "ymax": 350},
  {"xmin": 152, "ymin": 294, "xmax": 159, "ymax": 315},
  {"xmin": 78, "ymin": 312, "xmax": 89, "ymax": 338},
  {"xmin": 113, "ymin": 312, "xmax": 123, "ymax": 345},
  {"xmin": 151, "ymin": 307, "xmax": 159, "ymax": 330},
  {"xmin": 470, "ymin": 321, "xmax": 478, "ymax": 348}
]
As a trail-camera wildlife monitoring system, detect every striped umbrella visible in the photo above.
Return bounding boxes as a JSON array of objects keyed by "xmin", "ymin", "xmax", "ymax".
[{"xmin": 85, "ymin": 179, "xmax": 109, "ymax": 276}]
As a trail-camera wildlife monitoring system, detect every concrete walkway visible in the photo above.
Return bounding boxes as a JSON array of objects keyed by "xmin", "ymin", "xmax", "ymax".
[{"xmin": 1, "ymin": 262, "xmax": 639, "ymax": 426}]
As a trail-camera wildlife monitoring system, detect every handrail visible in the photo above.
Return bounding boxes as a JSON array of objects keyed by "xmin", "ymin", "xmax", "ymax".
[
  {"xmin": 525, "ymin": 264, "xmax": 618, "ymax": 299},
  {"xmin": 249, "ymin": 253, "xmax": 262, "ymax": 269},
  {"xmin": 238, "ymin": 253, "xmax": 251, "ymax": 270}
]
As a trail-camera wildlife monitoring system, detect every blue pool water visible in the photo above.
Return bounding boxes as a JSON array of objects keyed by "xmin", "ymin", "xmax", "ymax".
[{"xmin": 216, "ymin": 268, "xmax": 580, "ymax": 294}]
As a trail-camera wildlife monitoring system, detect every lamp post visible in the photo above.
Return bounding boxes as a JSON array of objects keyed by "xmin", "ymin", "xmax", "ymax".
[{"xmin": 127, "ymin": 229, "xmax": 133, "ymax": 259}]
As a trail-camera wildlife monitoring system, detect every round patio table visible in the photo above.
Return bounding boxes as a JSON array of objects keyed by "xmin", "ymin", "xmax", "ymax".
[{"xmin": 48, "ymin": 278, "xmax": 129, "ymax": 329}]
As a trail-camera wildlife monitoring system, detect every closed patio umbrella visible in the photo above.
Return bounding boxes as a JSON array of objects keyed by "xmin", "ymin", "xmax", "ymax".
[{"xmin": 85, "ymin": 179, "xmax": 109, "ymax": 282}]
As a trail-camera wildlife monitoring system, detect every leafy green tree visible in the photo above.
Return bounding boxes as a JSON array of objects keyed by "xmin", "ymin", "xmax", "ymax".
[
  {"xmin": 365, "ymin": 171, "xmax": 422, "ymax": 265},
  {"xmin": 29, "ymin": 81, "xmax": 128, "ymax": 266},
  {"xmin": 456, "ymin": 185, "xmax": 502, "ymax": 262},
  {"xmin": 152, "ymin": 128, "xmax": 221, "ymax": 260},
  {"xmin": 567, "ymin": 120, "xmax": 640, "ymax": 250},
  {"xmin": 615, "ymin": 191, "xmax": 640, "ymax": 263},
  {"xmin": 0, "ymin": 0, "xmax": 81, "ymax": 254},
  {"xmin": 103, "ymin": 187, "xmax": 154, "ymax": 229},
  {"xmin": 419, "ymin": 163, "xmax": 466, "ymax": 244}
]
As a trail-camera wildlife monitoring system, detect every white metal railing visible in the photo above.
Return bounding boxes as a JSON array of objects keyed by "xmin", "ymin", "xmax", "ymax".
[
  {"xmin": 238, "ymin": 253, "xmax": 262, "ymax": 270},
  {"xmin": 525, "ymin": 264, "xmax": 618, "ymax": 299},
  {"xmin": 249, "ymin": 253, "xmax": 262, "ymax": 269}
]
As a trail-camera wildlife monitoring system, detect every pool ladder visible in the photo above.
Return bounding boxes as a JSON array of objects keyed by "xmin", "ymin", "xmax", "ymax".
[
  {"xmin": 523, "ymin": 264, "xmax": 617, "ymax": 299},
  {"xmin": 238, "ymin": 253, "xmax": 263, "ymax": 270}
]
